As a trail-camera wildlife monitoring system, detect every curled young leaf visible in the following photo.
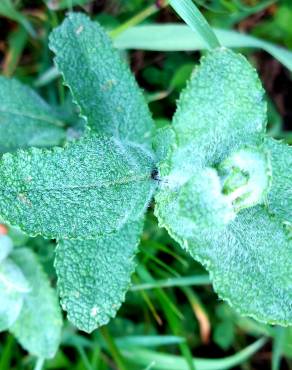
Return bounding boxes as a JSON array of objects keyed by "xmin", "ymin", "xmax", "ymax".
[{"xmin": 219, "ymin": 146, "xmax": 272, "ymax": 211}]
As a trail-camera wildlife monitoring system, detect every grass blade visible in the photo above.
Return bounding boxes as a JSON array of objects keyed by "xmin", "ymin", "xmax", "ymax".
[
  {"xmin": 272, "ymin": 327, "xmax": 285, "ymax": 370},
  {"xmin": 121, "ymin": 337, "xmax": 267, "ymax": 370},
  {"xmin": 169, "ymin": 0, "xmax": 220, "ymax": 49},
  {"xmin": 2, "ymin": 26, "xmax": 28, "ymax": 77},
  {"xmin": 0, "ymin": 0, "xmax": 36, "ymax": 38},
  {"xmin": 130, "ymin": 275, "xmax": 210, "ymax": 291},
  {"xmin": 116, "ymin": 335, "xmax": 185, "ymax": 348},
  {"xmin": 114, "ymin": 25, "xmax": 292, "ymax": 72}
]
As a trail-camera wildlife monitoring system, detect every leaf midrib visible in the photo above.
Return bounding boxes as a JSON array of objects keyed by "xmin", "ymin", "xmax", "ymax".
[
  {"xmin": 1, "ymin": 173, "xmax": 153, "ymax": 193},
  {"xmin": 0, "ymin": 108, "xmax": 64, "ymax": 127}
]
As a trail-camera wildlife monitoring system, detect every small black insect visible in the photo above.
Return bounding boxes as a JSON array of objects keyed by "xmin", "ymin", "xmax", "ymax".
[{"xmin": 151, "ymin": 168, "xmax": 160, "ymax": 181}]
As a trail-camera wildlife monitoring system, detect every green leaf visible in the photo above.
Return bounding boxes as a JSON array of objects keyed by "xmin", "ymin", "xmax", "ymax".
[
  {"xmin": 170, "ymin": 48, "xmax": 266, "ymax": 162},
  {"xmin": 114, "ymin": 25, "xmax": 292, "ymax": 72},
  {"xmin": 152, "ymin": 125, "xmax": 177, "ymax": 166},
  {"xmin": 0, "ymin": 258, "xmax": 30, "ymax": 293},
  {"xmin": 0, "ymin": 235, "xmax": 13, "ymax": 262},
  {"xmin": 155, "ymin": 48, "xmax": 292, "ymax": 325},
  {"xmin": 169, "ymin": 0, "xmax": 220, "ymax": 50},
  {"xmin": 0, "ymin": 285, "xmax": 23, "ymax": 332},
  {"xmin": 156, "ymin": 168, "xmax": 235, "ymax": 243},
  {"xmin": 55, "ymin": 220, "xmax": 143, "ymax": 333},
  {"xmin": 0, "ymin": 258, "xmax": 30, "ymax": 331},
  {"xmin": 49, "ymin": 12, "xmax": 154, "ymax": 147},
  {"xmin": 0, "ymin": 77, "xmax": 66, "ymax": 154},
  {"xmin": 186, "ymin": 206, "xmax": 292, "ymax": 326},
  {"xmin": 0, "ymin": 134, "xmax": 155, "ymax": 239},
  {"xmin": 10, "ymin": 248, "xmax": 62, "ymax": 359},
  {"xmin": 155, "ymin": 48, "xmax": 267, "ymax": 244},
  {"xmin": 266, "ymin": 138, "xmax": 292, "ymax": 224}
]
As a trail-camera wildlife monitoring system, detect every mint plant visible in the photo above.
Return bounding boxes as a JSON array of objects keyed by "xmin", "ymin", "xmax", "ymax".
[{"xmin": 0, "ymin": 11, "xmax": 291, "ymax": 358}]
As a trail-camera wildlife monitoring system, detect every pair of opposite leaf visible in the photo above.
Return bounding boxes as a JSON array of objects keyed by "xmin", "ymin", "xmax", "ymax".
[
  {"xmin": 0, "ymin": 234, "xmax": 62, "ymax": 358},
  {"xmin": 0, "ymin": 13, "xmax": 291, "ymax": 334}
]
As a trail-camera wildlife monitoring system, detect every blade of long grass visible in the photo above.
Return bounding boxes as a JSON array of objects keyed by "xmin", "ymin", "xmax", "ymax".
[
  {"xmin": 121, "ymin": 337, "xmax": 267, "ymax": 370},
  {"xmin": 272, "ymin": 327, "xmax": 285, "ymax": 370},
  {"xmin": 37, "ymin": 23, "xmax": 292, "ymax": 88},
  {"xmin": 0, "ymin": 334, "xmax": 15, "ymax": 370},
  {"xmin": 169, "ymin": 0, "xmax": 220, "ymax": 49},
  {"xmin": 131, "ymin": 275, "xmax": 210, "ymax": 291},
  {"xmin": 0, "ymin": 0, "xmax": 36, "ymax": 37},
  {"xmin": 182, "ymin": 287, "xmax": 210, "ymax": 344},
  {"xmin": 114, "ymin": 25, "xmax": 292, "ymax": 72},
  {"xmin": 34, "ymin": 66, "xmax": 60, "ymax": 87},
  {"xmin": 46, "ymin": 0, "xmax": 90, "ymax": 10},
  {"xmin": 2, "ymin": 26, "xmax": 28, "ymax": 77},
  {"xmin": 109, "ymin": 4, "xmax": 161, "ymax": 38},
  {"xmin": 100, "ymin": 326, "xmax": 128, "ymax": 370},
  {"xmin": 116, "ymin": 335, "xmax": 185, "ymax": 348},
  {"xmin": 137, "ymin": 265, "xmax": 196, "ymax": 370},
  {"xmin": 132, "ymin": 274, "xmax": 163, "ymax": 325}
]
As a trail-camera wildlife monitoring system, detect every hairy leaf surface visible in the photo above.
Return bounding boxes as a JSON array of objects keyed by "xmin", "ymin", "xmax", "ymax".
[
  {"xmin": 0, "ymin": 135, "xmax": 156, "ymax": 239},
  {"xmin": 187, "ymin": 207, "xmax": 292, "ymax": 326},
  {"xmin": 0, "ymin": 77, "xmax": 65, "ymax": 154},
  {"xmin": 154, "ymin": 49, "xmax": 292, "ymax": 324},
  {"xmin": 155, "ymin": 48, "xmax": 267, "ymax": 241},
  {"xmin": 10, "ymin": 248, "xmax": 62, "ymax": 358},
  {"xmin": 0, "ymin": 258, "xmax": 30, "ymax": 331},
  {"xmin": 266, "ymin": 138, "xmax": 292, "ymax": 224},
  {"xmin": 0, "ymin": 235, "xmax": 13, "ymax": 262},
  {"xmin": 56, "ymin": 220, "xmax": 143, "ymax": 332},
  {"xmin": 49, "ymin": 13, "xmax": 154, "ymax": 146},
  {"xmin": 168, "ymin": 47, "xmax": 266, "ymax": 176}
]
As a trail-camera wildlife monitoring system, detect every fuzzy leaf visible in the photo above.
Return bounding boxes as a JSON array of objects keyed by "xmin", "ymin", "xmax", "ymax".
[
  {"xmin": 49, "ymin": 12, "xmax": 154, "ymax": 146},
  {"xmin": 163, "ymin": 47, "xmax": 266, "ymax": 180},
  {"xmin": 10, "ymin": 248, "xmax": 62, "ymax": 359},
  {"xmin": 152, "ymin": 125, "xmax": 177, "ymax": 166},
  {"xmin": 156, "ymin": 168, "xmax": 235, "ymax": 244},
  {"xmin": 0, "ymin": 134, "xmax": 156, "ymax": 239},
  {"xmin": 155, "ymin": 49, "xmax": 268, "ymax": 243},
  {"xmin": 0, "ymin": 235, "xmax": 13, "ymax": 262},
  {"xmin": 186, "ymin": 206, "xmax": 292, "ymax": 326},
  {"xmin": 55, "ymin": 220, "xmax": 143, "ymax": 333},
  {"xmin": 154, "ymin": 49, "xmax": 292, "ymax": 325},
  {"xmin": 0, "ymin": 77, "xmax": 65, "ymax": 154},
  {"xmin": 0, "ymin": 258, "xmax": 30, "ymax": 331},
  {"xmin": 266, "ymin": 138, "xmax": 292, "ymax": 224},
  {"xmin": 0, "ymin": 258, "xmax": 30, "ymax": 293}
]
